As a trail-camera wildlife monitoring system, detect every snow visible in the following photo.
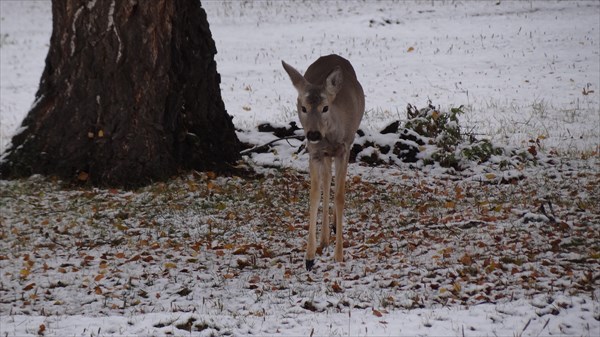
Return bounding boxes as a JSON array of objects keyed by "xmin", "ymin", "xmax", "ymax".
[{"xmin": 1, "ymin": 1, "xmax": 599, "ymax": 336}]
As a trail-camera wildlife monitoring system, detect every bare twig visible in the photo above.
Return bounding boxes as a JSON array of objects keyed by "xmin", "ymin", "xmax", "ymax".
[{"xmin": 240, "ymin": 135, "xmax": 304, "ymax": 155}]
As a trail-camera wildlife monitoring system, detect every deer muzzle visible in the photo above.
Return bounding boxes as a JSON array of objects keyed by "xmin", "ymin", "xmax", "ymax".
[{"xmin": 306, "ymin": 131, "xmax": 322, "ymax": 143}]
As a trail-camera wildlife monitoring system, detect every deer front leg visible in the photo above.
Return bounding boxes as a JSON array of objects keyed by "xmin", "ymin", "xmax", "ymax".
[
  {"xmin": 306, "ymin": 158, "xmax": 322, "ymax": 271},
  {"xmin": 319, "ymin": 156, "xmax": 332, "ymax": 252},
  {"xmin": 333, "ymin": 153, "xmax": 349, "ymax": 263}
]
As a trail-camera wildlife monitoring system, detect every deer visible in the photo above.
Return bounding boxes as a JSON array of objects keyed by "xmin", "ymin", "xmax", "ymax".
[{"xmin": 282, "ymin": 54, "xmax": 365, "ymax": 271}]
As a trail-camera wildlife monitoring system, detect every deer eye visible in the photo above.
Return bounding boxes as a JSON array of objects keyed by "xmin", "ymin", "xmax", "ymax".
[
  {"xmin": 301, "ymin": 106, "xmax": 307, "ymax": 113},
  {"xmin": 322, "ymin": 106, "xmax": 329, "ymax": 113}
]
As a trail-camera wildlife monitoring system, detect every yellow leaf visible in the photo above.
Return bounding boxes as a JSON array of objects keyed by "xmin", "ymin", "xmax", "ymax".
[
  {"xmin": 407, "ymin": 46, "xmax": 415, "ymax": 52},
  {"xmin": 164, "ymin": 262, "xmax": 177, "ymax": 269},
  {"xmin": 98, "ymin": 130, "xmax": 104, "ymax": 138},
  {"xmin": 113, "ymin": 223, "xmax": 128, "ymax": 231},
  {"xmin": 444, "ymin": 201, "xmax": 456, "ymax": 209},
  {"xmin": 20, "ymin": 269, "xmax": 30, "ymax": 278},
  {"xmin": 485, "ymin": 173, "xmax": 496, "ymax": 180},
  {"xmin": 453, "ymin": 282, "xmax": 462, "ymax": 293}
]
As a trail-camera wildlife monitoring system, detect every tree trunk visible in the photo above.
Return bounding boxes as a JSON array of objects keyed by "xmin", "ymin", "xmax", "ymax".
[{"xmin": 0, "ymin": 0, "xmax": 240, "ymax": 188}]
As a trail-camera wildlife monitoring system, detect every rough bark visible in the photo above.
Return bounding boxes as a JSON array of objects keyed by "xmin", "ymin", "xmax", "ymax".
[{"xmin": 0, "ymin": 0, "xmax": 240, "ymax": 188}]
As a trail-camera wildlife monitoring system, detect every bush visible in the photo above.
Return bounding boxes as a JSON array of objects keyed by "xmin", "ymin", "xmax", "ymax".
[{"xmin": 350, "ymin": 101, "xmax": 545, "ymax": 174}]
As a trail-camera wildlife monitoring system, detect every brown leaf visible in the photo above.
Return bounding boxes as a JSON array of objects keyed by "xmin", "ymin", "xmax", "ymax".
[
  {"xmin": 459, "ymin": 253, "xmax": 473, "ymax": 266},
  {"xmin": 332, "ymin": 281, "xmax": 344, "ymax": 293},
  {"xmin": 372, "ymin": 308, "xmax": 383, "ymax": 317},
  {"xmin": 128, "ymin": 255, "xmax": 141, "ymax": 262},
  {"xmin": 77, "ymin": 171, "xmax": 89, "ymax": 182},
  {"xmin": 23, "ymin": 283, "xmax": 36, "ymax": 291}
]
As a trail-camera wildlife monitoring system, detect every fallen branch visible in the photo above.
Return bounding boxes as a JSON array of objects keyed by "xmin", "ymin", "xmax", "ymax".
[{"xmin": 240, "ymin": 135, "xmax": 304, "ymax": 155}]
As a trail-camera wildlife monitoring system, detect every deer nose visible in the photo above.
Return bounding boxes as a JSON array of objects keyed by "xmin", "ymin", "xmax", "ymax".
[{"xmin": 306, "ymin": 131, "xmax": 322, "ymax": 143}]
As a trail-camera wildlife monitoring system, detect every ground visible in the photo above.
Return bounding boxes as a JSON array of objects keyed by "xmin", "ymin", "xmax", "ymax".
[{"xmin": 1, "ymin": 1, "xmax": 599, "ymax": 336}]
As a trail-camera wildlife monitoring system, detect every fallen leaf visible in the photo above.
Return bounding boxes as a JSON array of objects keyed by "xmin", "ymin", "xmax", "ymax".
[
  {"xmin": 77, "ymin": 171, "xmax": 89, "ymax": 182},
  {"xmin": 332, "ymin": 281, "xmax": 344, "ymax": 293},
  {"xmin": 459, "ymin": 253, "xmax": 473, "ymax": 266},
  {"xmin": 20, "ymin": 269, "xmax": 30, "ymax": 278},
  {"xmin": 164, "ymin": 262, "xmax": 177, "ymax": 269}
]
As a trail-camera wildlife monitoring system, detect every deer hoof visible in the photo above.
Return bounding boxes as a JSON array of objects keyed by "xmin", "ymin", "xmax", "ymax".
[{"xmin": 305, "ymin": 259, "xmax": 315, "ymax": 271}]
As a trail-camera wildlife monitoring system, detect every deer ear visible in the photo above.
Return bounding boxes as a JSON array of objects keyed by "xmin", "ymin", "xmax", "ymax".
[
  {"xmin": 282, "ymin": 61, "xmax": 307, "ymax": 93},
  {"xmin": 325, "ymin": 66, "xmax": 343, "ymax": 96}
]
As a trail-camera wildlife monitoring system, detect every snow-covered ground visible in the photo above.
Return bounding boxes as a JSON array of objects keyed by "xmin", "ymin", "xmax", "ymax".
[
  {"xmin": 1, "ymin": 1, "xmax": 599, "ymax": 336},
  {"xmin": 1, "ymin": 1, "xmax": 599, "ymax": 155}
]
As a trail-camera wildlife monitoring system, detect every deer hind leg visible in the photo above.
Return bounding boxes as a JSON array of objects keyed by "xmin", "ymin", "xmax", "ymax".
[
  {"xmin": 306, "ymin": 157, "xmax": 323, "ymax": 271},
  {"xmin": 319, "ymin": 156, "xmax": 332, "ymax": 252},
  {"xmin": 333, "ymin": 153, "xmax": 349, "ymax": 263}
]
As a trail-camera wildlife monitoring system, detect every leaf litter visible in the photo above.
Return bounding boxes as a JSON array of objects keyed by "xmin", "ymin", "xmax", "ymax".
[
  {"xmin": 1, "ymin": 145, "xmax": 598, "ymax": 335},
  {"xmin": 1, "ymin": 0, "xmax": 600, "ymax": 335}
]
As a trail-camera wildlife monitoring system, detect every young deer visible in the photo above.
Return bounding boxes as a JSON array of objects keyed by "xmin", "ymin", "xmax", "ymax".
[{"xmin": 282, "ymin": 54, "xmax": 364, "ymax": 271}]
